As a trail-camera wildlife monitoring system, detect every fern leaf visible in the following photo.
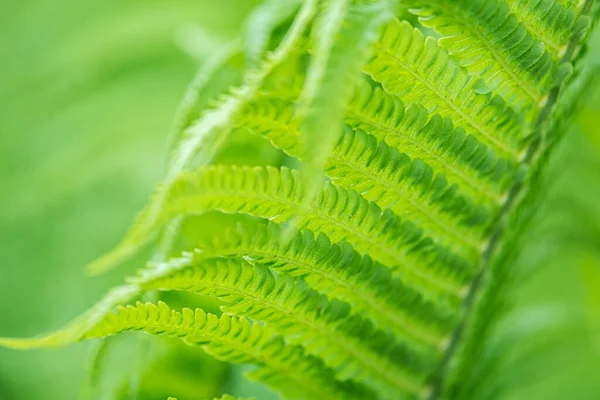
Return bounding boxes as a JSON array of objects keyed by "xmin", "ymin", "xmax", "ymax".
[
  {"xmin": 254, "ymin": 67, "xmax": 518, "ymax": 208},
  {"xmin": 292, "ymin": 0, "xmax": 394, "ymax": 244},
  {"xmin": 443, "ymin": 10, "xmax": 599, "ymax": 397},
  {"xmin": 4, "ymin": 1, "xmax": 599, "ymax": 399},
  {"xmin": 406, "ymin": 0, "xmax": 554, "ymax": 111},
  {"xmin": 179, "ymin": 221, "xmax": 458, "ymax": 347},
  {"xmin": 433, "ymin": 2, "xmax": 598, "ymax": 398},
  {"xmin": 244, "ymin": 79, "xmax": 514, "ymax": 210},
  {"xmin": 505, "ymin": 0, "xmax": 579, "ymax": 57},
  {"xmin": 365, "ymin": 18, "xmax": 527, "ymax": 161},
  {"xmin": 243, "ymin": 103, "xmax": 489, "ymax": 255},
  {"xmin": 101, "ymin": 165, "xmax": 474, "ymax": 304},
  {"xmin": 346, "ymin": 80, "xmax": 513, "ymax": 206},
  {"xmin": 237, "ymin": 97, "xmax": 304, "ymax": 157},
  {"xmin": 132, "ymin": 259, "xmax": 431, "ymax": 397},
  {"xmin": 165, "ymin": 42, "xmax": 243, "ymax": 158},
  {"xmin": 3, "ymin": 301, "xmax": 373, "ymax": 400},
  {"xmin": 327, "ymin": 127, "xmax": 488, "ymax": 258},
  {"xmin": 298, "ymin": 0, "xmax": 390, "ymax": 173},
  {"xmin": 238, "ymin": 96, "xmax": 490, "ymax": 260},
  {"xmin": 244, "ymin": 0, "xmax": 302, "ymax": 68},
  {"xmin": 86, "ymin": 0, "xmax": 318, "ymax": 276}
]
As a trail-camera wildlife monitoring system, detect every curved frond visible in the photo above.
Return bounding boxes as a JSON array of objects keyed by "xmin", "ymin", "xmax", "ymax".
[
  {"xmin": 364, "ymin": 18, "xmax": 527, "ymax": 161},
  {"xmin": 239, "ymin": 96, "xmax": 491, "ymax": 259},
  {"xmin": 244, "ymin": 0, "xmax": 302, "ymax": 68},
  {"xmin": 240, "ymin": 98, "xmax": 492, "ymax": 258},
  {"xmin": 293, "ymin": 0, "xmax": 394, "ymax": 234},
  {"xmin": 132, "ymin": 259, "xmax": 432, "ymax": 397},
  {"xmin": 166, "ymin": 43, "xmax": 243, "ymax": 157},
  {"xmin": 347, "ymin": 80, "xmax": 514, "ymax": 206},
  {"xmin": 328, "ymin": 126, "xmax": 488, "ymax": 259},
  {"xmin": 183, "ymin": 221, "xmax": 459, "ymax": 346},
  {"xmin": 407, "ymin": 0, "xmax": 554, "ymax": 110},
  {"xmin": 298, "ymin": 0, "xmax": 391, "ymax": 170},
  {"xmin": 506, "ymin": 0, "xmax": 579, "ymax": 57},
  {"xmin": 3, "ymin": 301, "xmax": 373, "ymax": 400},
  {"xmin": 3, "ymin": 2, "xmax": 598, "ymax": 399},
  {"xmin": 251, "ymin": 74, "xmax": 517, "ymax": 208},
  {"xmin": 101, "ymin": 165, "xmax": 474, "ymax": 304},
  {"xmin": 87, "ymin": 0, "xmax": 318, "ymax": 276}
]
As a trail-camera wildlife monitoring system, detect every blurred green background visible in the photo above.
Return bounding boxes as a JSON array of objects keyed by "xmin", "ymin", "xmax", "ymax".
[
  {"xmin": 0, "ymin": 1, "xmax": 259, "ymax": 398},
  {"xmin": 0, "ymin": 1, "xmax": 599, "ymax": 399}
]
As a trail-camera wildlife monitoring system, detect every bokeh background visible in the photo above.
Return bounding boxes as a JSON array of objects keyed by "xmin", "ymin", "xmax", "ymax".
[{"xmin": 0, "ymin": 1, "xmax": 599, "ymax": 399}]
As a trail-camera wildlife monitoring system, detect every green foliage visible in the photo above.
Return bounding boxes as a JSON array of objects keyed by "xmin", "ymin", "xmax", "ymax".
[
  {"xmin": 406, "ymin": 0, "xmax": 556, "ymax": 111},
  {"xmin": 1, "ymin": 0, "xmax": 599, "ymax": 399}
]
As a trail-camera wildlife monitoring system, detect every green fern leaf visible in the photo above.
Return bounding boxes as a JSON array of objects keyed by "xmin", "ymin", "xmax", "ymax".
[
  {"xmin": 297, "ymin": 0, "xmax": 391, "ymax": 174},
  {"xmin": 134, "ymin": 259, "xmax": 431, "ymax": 396},
  {"xmin": 238, "ymin": 96, "xmax": 490, "ymax": 261},
  {"xmin": 244, "ymin": 0, "xmax": 302, "ymax": 68},
  {"xmin": 2, "ymin": 1, "xmax": 599, "ymax": 399},
  {"xmin": 181, "ymin": 221, "xmax": 458, "ymax": 346},
  {"xmin": 365, "ymin": 18, "xmax": 527, "ymax": 161},
  {"xmin": 2, "ymin": 301, "xmax": 373, "ymax": 400},
  {"xmin": 506, "ymin": 0, "xmax": 579, "ymax": 57},
  {"xmin": 86, "ymin": 0, "xmax": 318, "ymax": 276},
  {"xmin": 346, "ymin": 79, "xmax": 513, "ymax": 206},
  {"xmin": 101, "ymin": 165, "xmax": 474, "ymax": 304},
  {"xmin": 406, "ymin": 0, "xmax": 554, "ymax": 110}
]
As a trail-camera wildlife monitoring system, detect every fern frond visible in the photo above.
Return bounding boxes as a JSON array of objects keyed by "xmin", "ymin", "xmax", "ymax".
[
  {"xmin": 433, "ymin": 1, "xmax": 598, "ymax": 398},
  {"xmin": 86, "ymin": 0, "xmax": 318, "ymax": 276},
  {"xmin": 165, "ymin": 43, "xmax": 243, "ymax": 157},
  {"xmin": 4, "ymin": 1, "xmax": 599, "ymax": 399},
  {"xmin": 255, "ymin": 60, "xmax": 521, "ymax": 208},
  {"xmin": 239, "ymin": 96, "xmax": 490, "ymax": 258},
  {"xmin": 205, "ymin": 222, "xmax": 456, "ymax": 342},
  {"xmin": 102, "ymin": 165, "xmax": 474, "ymax": 304},
  {"xmin": 328, "ymin": 127, "xmax": 488, "ymax": 258},
  {"xmin": 294, "ymin": 0, "xmax": 393, "ymax": 237},
  {"xmin": 296, "ymin": 0, "xmax": 350, "ymax": 165},
  {"xmin": 132, "ymin": 259, "xmax": 431, "ymax": 397},
  {"xmin": 346, "ymin": 80, "xmax": 512, "ymax": 205},
  {"xmin": 298, "ymin": 0, "xmax": 390, "ymax": 169},
  {"xmin": 244, "ymin": 0, "xmax": 302, "ymax": 68},
  {"xmin": 246, "ymin": 86, "xmax": 506, "ymax": 213},
  {"xmin": 505, "ymin": 0, "xmax": 580, "ymax": 57},
  {"xmin": 138, "ymin": 224, "xmax": 457, "ymax": 348},
  {"xmin": 3, "ymin": 301, "xmax": 373, "ymax": 400},
  {"xmin": 406, "ymin": 0, "xmax": 554, "ymax": 110},
  {"xmin": 365, "ymin": 18, "xmax": 527, "ymax": 161},
  {"xmin": 237, "ymin": 97, "xmax": 303, "ymax": 157}
]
